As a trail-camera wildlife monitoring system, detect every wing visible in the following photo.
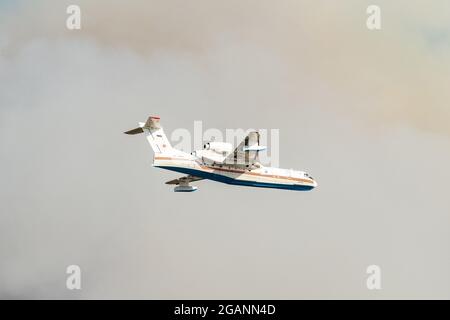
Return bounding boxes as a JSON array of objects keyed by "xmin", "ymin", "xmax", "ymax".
[
  {"xmin": 165, "ymin": 175, "xmax": 204, "ymax": 185},
  {"xmin": 223, "ymin": 131, "xmax": 266, "ymax": 167}
]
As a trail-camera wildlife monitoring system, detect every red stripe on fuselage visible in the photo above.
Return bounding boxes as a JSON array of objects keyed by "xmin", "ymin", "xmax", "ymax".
[{"xmin": 154, "ymin": 156, "xmax": 314, "ymax": 184}]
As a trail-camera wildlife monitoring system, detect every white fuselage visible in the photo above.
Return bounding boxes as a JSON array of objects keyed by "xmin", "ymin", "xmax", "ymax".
[{"xmin": 154, "ymin": 154, "xmax": 317, "ymax": 191}]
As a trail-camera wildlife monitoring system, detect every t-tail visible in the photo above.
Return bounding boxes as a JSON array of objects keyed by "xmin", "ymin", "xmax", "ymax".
[{"xmin": 124, "ymin": 116, "xmax": 173, "ymax": 154}]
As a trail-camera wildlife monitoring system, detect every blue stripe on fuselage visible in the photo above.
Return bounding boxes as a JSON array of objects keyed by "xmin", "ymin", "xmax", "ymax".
[{"xmin": 155, "ymin": 165, "xmax": 314, "ymax": 191}]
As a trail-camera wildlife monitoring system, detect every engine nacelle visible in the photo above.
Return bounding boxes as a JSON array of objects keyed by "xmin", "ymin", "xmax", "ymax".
[{"xmin": 203, "ymin": 142, "xmax": 233, "ymax": 154}]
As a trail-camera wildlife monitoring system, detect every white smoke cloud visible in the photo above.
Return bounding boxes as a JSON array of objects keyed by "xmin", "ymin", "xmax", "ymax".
[{"xmin": 1, "ymin": 0, "xmax": 450, "ymax": 298}]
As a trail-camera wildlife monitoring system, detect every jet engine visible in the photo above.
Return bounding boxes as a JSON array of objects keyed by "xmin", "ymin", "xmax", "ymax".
[{"xmin": 203, "ymin": 142, "xmax": 233, "ymax": 154}]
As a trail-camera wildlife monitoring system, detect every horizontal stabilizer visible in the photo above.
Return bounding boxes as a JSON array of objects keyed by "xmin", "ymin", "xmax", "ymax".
[
  {"xmin": 124, "ymin": 127, "xmax": 144, "ymax": 135},
  {"xmin": 124, "ymin": 116, "xmax": 161, "ymax": 135}
]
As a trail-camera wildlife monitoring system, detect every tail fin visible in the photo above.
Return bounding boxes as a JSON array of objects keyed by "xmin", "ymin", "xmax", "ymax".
[{"xmin": 124, "ymin": 116, "xmax": 172, "ymax": 154}]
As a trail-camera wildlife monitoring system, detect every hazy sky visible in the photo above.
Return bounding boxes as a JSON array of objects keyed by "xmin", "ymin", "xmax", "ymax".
[{"xmin": 1, "ymin": 0, "xmax": 450, "ymax": 299}]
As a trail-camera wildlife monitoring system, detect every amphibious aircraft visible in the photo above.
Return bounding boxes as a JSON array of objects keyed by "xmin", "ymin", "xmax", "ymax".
[{"xmin": 125, "ymin": 116, "xmax": 317, "ymax": 192}]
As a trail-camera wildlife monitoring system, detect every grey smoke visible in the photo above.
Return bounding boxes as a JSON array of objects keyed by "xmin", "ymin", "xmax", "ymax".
[{"xmin": 1, "ymin": 0, "xmax": 450, "ymax": 299}]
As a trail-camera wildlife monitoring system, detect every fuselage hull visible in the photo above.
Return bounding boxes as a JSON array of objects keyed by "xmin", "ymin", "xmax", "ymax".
[{"xmin": 154, "ymin": 156, "xmax": 316, "ymax": 191}]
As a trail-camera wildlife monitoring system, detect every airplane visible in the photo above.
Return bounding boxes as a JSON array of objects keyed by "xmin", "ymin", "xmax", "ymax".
[{"xmin": 125, "ymin": 116, "xmax": 318, "ymax": 192}]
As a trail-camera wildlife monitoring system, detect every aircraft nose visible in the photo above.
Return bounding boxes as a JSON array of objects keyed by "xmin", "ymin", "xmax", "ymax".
[{"xmin": 312, "ymin": 180, "xmax": 318, "ymax": 188}]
